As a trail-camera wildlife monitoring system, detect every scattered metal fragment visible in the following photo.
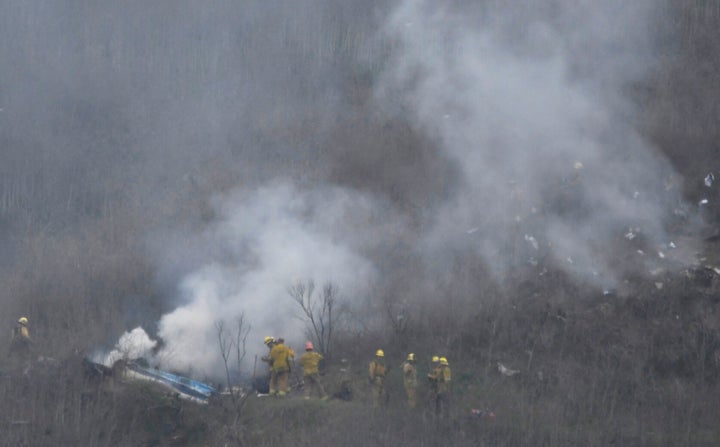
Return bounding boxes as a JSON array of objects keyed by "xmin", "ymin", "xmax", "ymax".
[
  {"xmin": 497, "ymin": 362, "xmax": 520, "ymax": 377},
  {"xmin": 524, "ymin": 234, "xmax": 539, "ymax": 250},
  {"xmin": 655, "ymin": 282, "xmax": 664, "ymax": 290},
  {"xmin": 699, "ymin": 199, "xmax": 709, "ymax": 206},
  {"xmin": 705, "ymin": 173, "xmax": 714, "ymax": 187}
]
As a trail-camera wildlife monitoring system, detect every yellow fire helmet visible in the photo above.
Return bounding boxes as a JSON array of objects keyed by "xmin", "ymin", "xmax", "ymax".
[
  {"xmin": 431, "ymin": 356, "xmax": 440, "ymax": 363},
  {"xmin": 376, "ymin": 349, "xmax": 385, "ymax": 357},
  {"xmin": 263, "ymin": 336, "xmax": 275, "ymax": 345},
  {"xmin": 440, "ymin": 357, "xmax": 449, "ymax": 366},
  {"xmin": 18, "ymin": 317, "xmax": 28, "ymax": 325},
  {"xmin": 407, "ymin": 353, "xmax": 415, "ymax": 361}
]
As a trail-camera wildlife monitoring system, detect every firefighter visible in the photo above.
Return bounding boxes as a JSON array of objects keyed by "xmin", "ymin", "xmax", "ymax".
[
  {"xmin": 368, "ymin": 349, "xmax": 388, "ymax": 406},
  {"xmin": 402, "ymin": 352, "xmax": 418, "ymax": 409},
  {"xmin": 261, "ymin": 336, "xmax": 276, "ymax": 394},
  {"xmin": 269, "ymin": 337, "xmax": 292, "ymax": 396},
  {"xmin": 299, "ymin": 341, "xmax": 328, "ymax": 400},
  {"xmin": 9, "ymin": 316, "xmax": 32, "ymax": 360},
  {"xmin": 428, "ymin": 356, "xmax": 452, "ymax": 418}
]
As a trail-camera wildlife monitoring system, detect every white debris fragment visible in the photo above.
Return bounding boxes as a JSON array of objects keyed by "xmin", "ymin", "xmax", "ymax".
[
  {"xmin": 515, "ymin": 215, "xmax": 522, "ymax": 223},
  {"xmin": 574, "ymin": 162, "xmax": 584, "ymax": 170},
  {"xmin": 603, "ymin": 289, "xmax": 611, "ymax": 295},
  {"xmin": 669, "ymin": 241, "xmax": 676, "ymax": 249},
  {"xmin": 625, "ymin": 231, "xmax": 636, "ymax": 240},
  {"xmin": 524, "ymin": 234, "xmax": 539, "ymax": 250},
  {"xmin": 705, "ymin": 173, "xmax": 714, "ymax": 187},
  {"xmin": 466, "ymin": 227, "xmax": 479, "ymax": 234},
  {"xmin": 637, "ymin": 250, "xmax": 645, "ymax": 255},
  {"xmin": 649, "ymin": 268, "xmax": 664, "ymax": 276},
  {"xmin": 633, "ymin": 191, "xmax": 640, "ymax": 199},
  {"xmin": 658, "ymin": 251, "xmax": 665, "ymax": 259},
  {"xmin": 655, "ymin": 282, "xmax": 664, "ymax": 290},
  {"xmin": 699, "ymin": 199, "xmax": 709, "ymax": 206},
  {"xmin": 539, "ymin": 268, "xmax": 547, "ymax": 276},
  {"xmin": 497, "ymin": 362, "xmax": 520, "ymax": 377},
  {"xmin": 566, "ymin": 257, "xmax": 573, "ymax": 264}
]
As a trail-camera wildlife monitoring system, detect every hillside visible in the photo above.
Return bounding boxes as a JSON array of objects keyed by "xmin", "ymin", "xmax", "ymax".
[{"xmin": 1, "ymin": 1, "xmax": 720, "ymax": 446}]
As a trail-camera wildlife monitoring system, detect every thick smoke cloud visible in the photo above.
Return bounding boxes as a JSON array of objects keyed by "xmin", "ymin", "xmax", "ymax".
[
  {"xmin": 153, "ymin": 182, "xmax": 380, "ymax": 376},
  {"xmin": 377, "ymin": 0, "xmax": 686, "ymax": 286}
]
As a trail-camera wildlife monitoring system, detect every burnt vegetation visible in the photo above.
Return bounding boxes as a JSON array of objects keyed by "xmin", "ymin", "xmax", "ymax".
[{"xmin": 2, "ymin": 1, "xmax": 720, "ymax": 446}]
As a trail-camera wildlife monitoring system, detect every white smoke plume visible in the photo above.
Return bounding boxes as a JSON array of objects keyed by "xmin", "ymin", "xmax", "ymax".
[
  {"xmin": 377, "ymin": 0, "xmax": 685, "ymax": 286},
  {"xmin": 152, "ymin": 181, "xmax": 380, "ymax": 377},
  {"xmin": 98, "ymin": 326, "xmax": 157, "ymax": 367}
]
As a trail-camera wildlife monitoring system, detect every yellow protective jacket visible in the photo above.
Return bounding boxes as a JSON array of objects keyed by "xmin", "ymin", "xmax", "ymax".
[
  {"xmin": 438, "ymin": 365, "xmax": 451, "ymax": 393},
  {"xmin": 428, "ymin": 364, "xmax": 451, "ymax": 393},
  {"xmin": 402, "ymin": 361, "xmax": 417, "ymax": 387},
  {"xmin": 369, "ymin": 359, "xmax": 386, "ymax": 380},
  {"xmin": 13, "ymin": 324, "xmax": 30, "ymax": 340},
  {"xmin": 299, "ymin": 351, "xmax": 323, "ymax": 375},
  {"xmin": 269, "ymin": 343, "xmax": 291, "ymax": 372}
]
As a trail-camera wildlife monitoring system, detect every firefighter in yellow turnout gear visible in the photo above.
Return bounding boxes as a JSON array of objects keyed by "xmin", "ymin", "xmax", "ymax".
[
  {"xmin": 299, "ymin": 341, "xmax": 328, "ymax": 400},
  {"xmin": 269, "ymin": 338, "xmax": 292, "ymax": 396},
  {"xmin": 402, "ymin": 353, "xmax": 418, "ymax": 409},
  {"xmin": 9, "ymin": 316, "xmax": 32, "ymax": 360},
  {"xmin": 368, "ymin": 349, "xmax": 388, "ymax": 406},
  {"xmin": 261, "ymin": 336, "xmax": 276, "ymax": 394},
  {"xmin": 428, "ymin": 356, "xmax": 452, "ymax": 418}
]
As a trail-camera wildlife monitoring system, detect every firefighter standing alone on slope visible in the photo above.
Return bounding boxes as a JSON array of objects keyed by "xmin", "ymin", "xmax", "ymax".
[
  {"xmin": 9, "ymin": 316, "xmax": 32, "ymax": 360},
  {"xmin": 368, "ymin": 349, "xmax": 388, "ymax": 406}
]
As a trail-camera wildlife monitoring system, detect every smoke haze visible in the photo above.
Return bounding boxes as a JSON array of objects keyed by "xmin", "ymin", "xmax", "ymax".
[{"xmin": 0, "ymin": 1, "xmax": 700, "ymax": 379}]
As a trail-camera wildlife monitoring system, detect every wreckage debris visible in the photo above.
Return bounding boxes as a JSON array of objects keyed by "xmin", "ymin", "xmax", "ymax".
[
  {"xmin": 524, "ymin": 234, "xmax": 539, "ymax": 250},
  {"xmin": 497, "ymin": 362, "xmax": 520, "ymax": 377},
  {"xmin": 86, "ymin": 359, "xmax": 218, "ymax": 404},
  {"xmin": 470, "ymin": 408, "xmax": 496, "ymax": 421},
  {"xmin": 705, "ymin": 173, "xmax": 714, "ymax": 187}
]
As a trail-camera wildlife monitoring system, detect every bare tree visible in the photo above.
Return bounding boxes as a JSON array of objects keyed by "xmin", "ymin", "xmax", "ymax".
[
  {"xmin": 288, "ymin": 280, "xmax": 340, "ymax": 359},
  {"xmin": 215, "ymin": 312, "xmax": 251, "ymax": 402},
  {"xmin": 215, "ymin": 320, "xmax": 234, "ymax": 397},
  {"xmin": 234, "ymin": 314, "xmax": 251, "ymax": 375},
  {"xmin": 384, "ymin": 294, "xmax": 412, "ymax": 351}
]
